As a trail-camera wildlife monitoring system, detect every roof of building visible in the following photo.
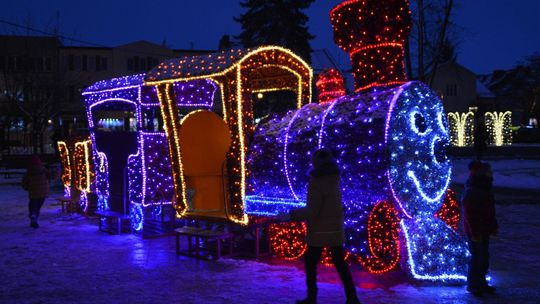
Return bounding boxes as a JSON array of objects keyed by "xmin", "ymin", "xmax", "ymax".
[{"xmin": 476, "ymin": 79, "xmax": 496, "ymax": 98}]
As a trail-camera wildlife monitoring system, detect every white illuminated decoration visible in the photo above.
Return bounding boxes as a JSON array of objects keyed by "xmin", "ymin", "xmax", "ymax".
[
  {"xmin": 447, "ymin": 112, "xmax": 475, "ymax": 147},
  {"xmin": 485, "ymin": 111, "xmax": 512, "ymax": 146}
]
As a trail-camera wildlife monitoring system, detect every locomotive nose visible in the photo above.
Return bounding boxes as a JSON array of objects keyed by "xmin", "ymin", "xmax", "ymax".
[{"xmin": 434, "ymin": 137, "xmax": 450, "ymax": 164}]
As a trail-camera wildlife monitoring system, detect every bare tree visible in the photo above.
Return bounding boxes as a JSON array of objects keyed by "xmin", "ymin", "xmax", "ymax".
[
  {"xmin": 0, "ymin": 35, "xmax": 67, "ymax": 154},
  {"xmin": 406, "ymin": 0, "xmax": 456, "ymax": 82}
]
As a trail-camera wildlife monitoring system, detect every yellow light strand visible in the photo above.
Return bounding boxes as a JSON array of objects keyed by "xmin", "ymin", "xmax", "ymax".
[
  {"xmin": 57, "ymin": 141, "xmax": 71, "ymax": 187},
  {"xmin": 485, "ymin": 111, "xmax": 512, "ymax": 146},
  {"xmin": 148, "ymin": 46, "xmax": 313, "ymax": 225}
]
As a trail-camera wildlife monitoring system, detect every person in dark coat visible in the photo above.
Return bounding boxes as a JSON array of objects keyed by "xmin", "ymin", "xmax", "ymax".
[
  {"xmin": 461, "ymin": 160, "xmax": 498, "ymax": 296},
  {"xmin": 282, "ymin": 148, "xmax": 360, "ymax": 304},
  {"xmin": 21, "ymin": 155, "xmax": 51, "ymax": 228}
]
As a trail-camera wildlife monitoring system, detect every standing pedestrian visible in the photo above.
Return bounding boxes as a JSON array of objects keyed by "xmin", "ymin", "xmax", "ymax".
[
  {"xmin": 279, "ymin": 148, "xmax": 360, "ymax": 304},
  {"xmin": 21, "ymin": 155, "xmax": 51, "ymax": 228},
  {"xmin": 461, "ymin": 160, "xmax": 498, "ymax": 296}
]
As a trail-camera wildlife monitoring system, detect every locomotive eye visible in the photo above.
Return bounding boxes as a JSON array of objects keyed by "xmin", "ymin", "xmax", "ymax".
[
  {"xmin": 413, "ymin": 112, "xmax": 427, "ymax": 134},
  {"xmin": 433, "ymin": 137, "xmax": 449, "ymax": 163}
]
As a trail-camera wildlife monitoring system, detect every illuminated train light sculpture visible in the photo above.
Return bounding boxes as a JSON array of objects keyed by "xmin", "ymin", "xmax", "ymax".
[
  {"xmin": 57, "ymin": 140, "xmax": 73, "ymax": 197},
  {"xmin": 57, "ymin": 136, "xmax": 96, "ymax": 213},
  {"xmin": 83, "ymin": 74, "xmax": 219, "ymax": 235},
  {"xmin": 84, "ymin": 74, "xmax": 194, "ymax": 235},
  {"xmin": 246, "ymin": 0, "xmax": 469, "ymax": 281},
  {"xmin": 146, "ymin": 46, "xmax": 312, "ymax": 224}
]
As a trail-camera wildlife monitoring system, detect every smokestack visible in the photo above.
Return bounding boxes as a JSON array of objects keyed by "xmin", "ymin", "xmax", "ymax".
[{"xmin": 330, "ymin": 0, "xmax": 412, "ymax": 92}]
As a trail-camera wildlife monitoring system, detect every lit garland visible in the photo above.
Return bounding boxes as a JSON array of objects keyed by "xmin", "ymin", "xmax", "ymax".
[
  {"xmin": 320, "ymin": 247, "xmax": 351, "ymax": 266},
  {"xmin": 434, "ymin": 188, "xmax": 460, "ymax": 231},
  {"xmin": 485, "ymin": 111, "xmax": 512, "ymax": 146},
  {"xmin": 400, "ymin": 217, "xmax": 469, "ymax": 281},
  {"xmin": 357, "ymin": 201, "xmax": 400, "ymax": 273},
  {"xmin": 73, "ymin": 139, "xmax": 94, "ymax": 194},
  {"xmin": 447, "ymin": 112, "xmax": 475, "ymax": 147},
  {"xmin": 330, "ymin": 0, "xmax": 412, "ymax": 92},
  {"xmin": 243, "ymin": 0, "xmax": 469, "ymax": 280},
  {"xmin": 83, "ymin": 74, "xmax": 176, "ymax": 232},
  {"xmin": 172, "ymin": 78, "xmax": 218, "ymax": 108},
  {"xmin": 73, "ymin": 138, "xmax": 95, "ymax": 212},
  {"xmin": 83, "ymin": 75, "xmax": 142, "ymax": 214},
  {"xmin": 268, "ymin": 222, "xmax": 307, "ymax": 260},
  {"xmin": 130, "ymin": 203, "xmax": 144, "ymax": 232},
  {"xmin": 316, "ymin": 68, "xmax": 346, "ymax": 104},
  {"xmin": 386, "ymin": 84, "xmax": 452, "ymax": 219},
  {"xmin": 57, "ymin": 141, "xmax": 71, "ymax": 196},
  {"xmin": 246, "ymin": 80, "xmax": 468, "ymax": 280},
  {"xmin": 147, "ymin": 46, "xmax": 313, "ymax": 225},
  {"xmin": 95, "ymin": 152, "xmax": 109, "ymax": 211}
]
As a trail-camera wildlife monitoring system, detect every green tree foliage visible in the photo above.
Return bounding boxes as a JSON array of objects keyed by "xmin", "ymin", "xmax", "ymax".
[{"xmin": 235, "ymin": 0, "xmax": 315, "ymax": 63}]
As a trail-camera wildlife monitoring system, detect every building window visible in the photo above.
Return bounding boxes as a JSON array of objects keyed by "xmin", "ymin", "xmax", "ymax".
[
  {"xmin": 127, "ymin": 58, "xmax": 133, "ymax": 71},
  {"xmin": 0, "ymin": 56, "xmax": 5, "ymax": 70},
  {"xmin": 446, "ymin": 84, "xmax": 457, "ymax": 97},
  {"xmin": 68, "ymin": 55, "xmax": 74, "ymax": 71},
  {"xmin": 134, "ymin": 56, "xmax": 139, "ymax": 71},
  {"xmin": 82, "ymin": 55, "xmax": 88, "ymax": 71},
  {"xmin": 45, "ymin": 57, "xmax": 52, "ymax": 71},
  {"xmin": 140, "ymin": 58, "xmax": 146, "ymax": 71},
  {"xmin": 74, "ymin": 56, "xmax": 81, "ymax": 71},
  {"xmin": 102, "ymin": 57, "xmax": 108, "ymax": 71},
  {"xmin": 95, "ymin": 55, "xmax": 101, "ymax": 71}
]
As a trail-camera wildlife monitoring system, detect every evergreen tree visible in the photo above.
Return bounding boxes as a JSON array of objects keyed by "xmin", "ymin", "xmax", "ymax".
[
  {"xmin": 218, "ymin": 34, "xmax": 233, "ymax": 50},
  {"xmin": 235, "ymin": 0, "xmax": 315, "ymax": 63}
]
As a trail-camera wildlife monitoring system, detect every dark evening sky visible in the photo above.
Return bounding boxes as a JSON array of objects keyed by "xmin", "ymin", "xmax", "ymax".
[{"xmin": 1, "ymin": 0, "xmax": 539, "ymax": 75}]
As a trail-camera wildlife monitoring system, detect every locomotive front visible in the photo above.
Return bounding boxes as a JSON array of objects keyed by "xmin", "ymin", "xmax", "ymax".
[{"xmin": 246, "ymin": 0, "xmax": 468, "ymax": 281}]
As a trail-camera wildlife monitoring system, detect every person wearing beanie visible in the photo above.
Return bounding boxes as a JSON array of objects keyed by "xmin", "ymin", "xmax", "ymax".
[
  {"xmin": 21, "ymin": 155, "xmax": 51, "ymax": 228},
  {"xmin": 280, "ymin": 148, "xmax": 360, "ymax": 304},
  {"xmin": 461, "ymin": 160, "xmax": 498, "ymax": 296}
]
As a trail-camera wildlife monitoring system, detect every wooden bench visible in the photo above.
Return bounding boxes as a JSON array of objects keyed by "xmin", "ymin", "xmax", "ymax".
[
  {"xmin": 95, "ymin": 210, "xmax": 130, "ymax": 234},
  {"xmin": 175, "ymin": 226, "xmax": 234, "ymax": 260},
  {"xmin": 55, "ymin": 196, "xmax": 78, "ymax": 213}
]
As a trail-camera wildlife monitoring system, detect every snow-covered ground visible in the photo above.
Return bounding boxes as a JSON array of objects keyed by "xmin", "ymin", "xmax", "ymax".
[
  {"xmin": 1, "ymin": 159, "xmax": 539, "ymax": 304},
  {"xmin": 451, "ymin": 158, "xmax": 540, "ymax": 191}
]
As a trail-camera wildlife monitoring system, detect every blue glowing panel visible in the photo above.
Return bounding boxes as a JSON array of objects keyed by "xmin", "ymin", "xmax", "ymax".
[
  {"xmin": 172, "ymin": 79, "xmax": 218, "ymax": 108},
  {"xmin": 385, "ymin": 83, "xmax": 452, "ymax": 218},
  {"xmin": 400, "ymin": 218, "xmax": 469, "ymax": 281},
  {"xmin": 247, "ymin": 110, "xmax": 297, "ymax": 201},
  {"xmin": 83, "ymin": 74, "xmax": 145, "ymax": 93},
  {"xmin": 244, "ymin": 196, "xmax": 305, "ymax": 216},
  {"xmin": 140, "ymin": 132, "xmax": 174, "ymax": 207},
  {"xmin": 284, "ymin": 104, "xmax": 327, "ymax": 200}
]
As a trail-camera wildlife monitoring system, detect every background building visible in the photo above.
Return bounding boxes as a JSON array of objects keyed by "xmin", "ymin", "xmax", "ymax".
[{"xmin": 0, "ymin": 35, "xmax": 211, "ymax": 154}]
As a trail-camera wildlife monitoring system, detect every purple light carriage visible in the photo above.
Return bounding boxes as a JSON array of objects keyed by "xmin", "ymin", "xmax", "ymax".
[{"xmin": 82, "ymin": 74, "xmax": 218, "ymax": 236}]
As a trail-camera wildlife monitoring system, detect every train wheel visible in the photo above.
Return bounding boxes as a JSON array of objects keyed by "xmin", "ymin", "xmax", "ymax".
[
  {"xmin": 320, "ymin": 247, "xmax": 351, "ymax": 266},
  {"xmin": 434, "ymin": 188, "xmax": 460, "ymax": 231},
  {"xmin": 269, "ymin": 222, "xmax": 307, "ymax": 260},
  {"xmin": 358, "ymin": 201, "xmax": 401, "ymax": 273}
]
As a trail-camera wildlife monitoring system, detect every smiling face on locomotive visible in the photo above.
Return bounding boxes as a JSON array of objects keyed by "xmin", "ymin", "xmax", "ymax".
[{"xmin": 385, "ymin": 82, "xmax": 452, "ymax": 218}]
